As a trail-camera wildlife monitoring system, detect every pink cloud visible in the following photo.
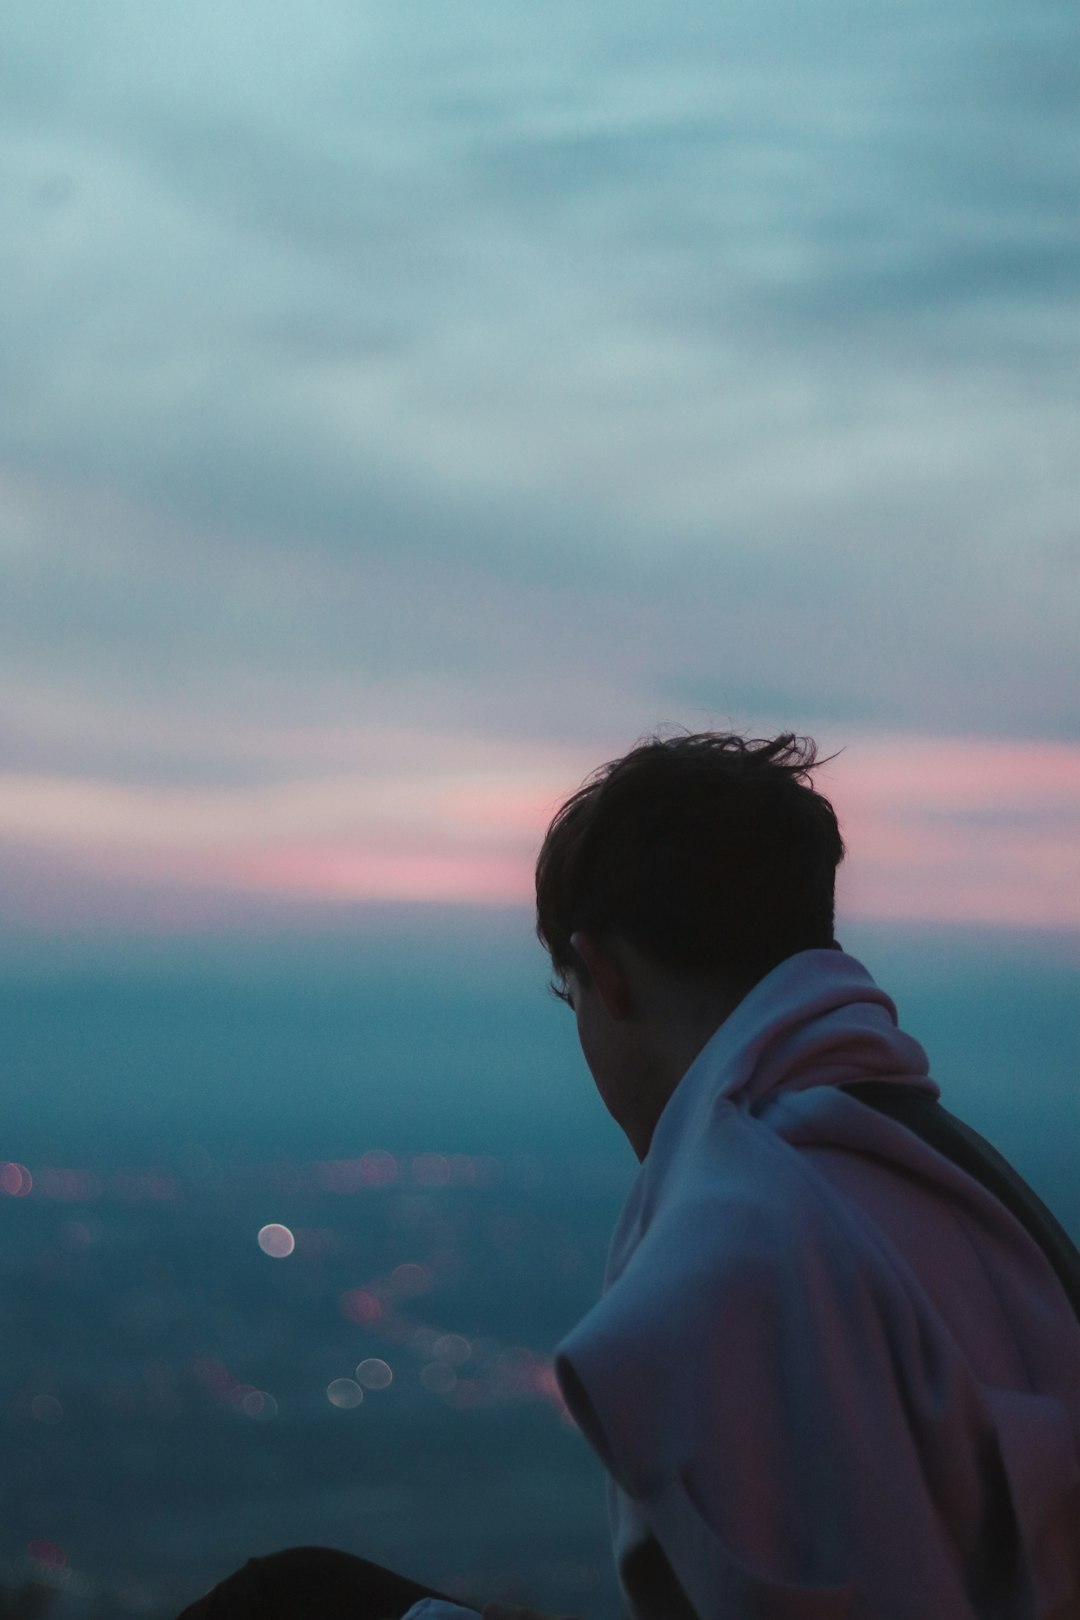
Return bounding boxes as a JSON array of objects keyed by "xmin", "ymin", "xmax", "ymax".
[
  {"xmin": 821, "ymin": 735, "xmax": 1080, "ymax": 814},
  {"xmin": 822, "ymin": 735, "xmax": 1080, "ymax": 929},
  {"xmin": 0, "ymin": 732, "xmax": 1076, "ymax": 932},
  {"xmin": 229, "ymin": 846, "xmax": 529, "ymax": 906}
]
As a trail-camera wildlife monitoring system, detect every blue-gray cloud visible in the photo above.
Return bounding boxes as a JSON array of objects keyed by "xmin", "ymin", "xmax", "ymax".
[{"xmin": 1, "ymin": 0, "xmax": 1077, "ymax": 792}]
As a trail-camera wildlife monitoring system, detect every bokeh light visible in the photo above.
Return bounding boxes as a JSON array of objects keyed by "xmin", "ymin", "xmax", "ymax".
[
  {"xmin": 1, "ymin": 1162, "xmax": 33, "ymax": 1197},
  {"xmin": 241, "ymin": 1390, "xmax": 278, "ymax": 1420},
  {"xmin": 326, "ymin": 1378, "xmax": 364, "ymax": 1409},
  {"xmin": 433, "ymin": 1334, "xmax": 471, "ymax": 1366},
  {"xmin": 411, "ymin": 1153, "xmax": 451, "ymax": 1186},
  {"xmin": 359, "ymin": 1151, "xmax": 399, "ymax": 1187},
  {"xmin": 355, "ymin": 1358, "xmax": 393, "ymax": 1390},
  {"xmin": 31, "ymin": 1394, "xmax": 63, "ymax": 1425},
  {"xmin": 27, "ymin": 1540, "xmax": 67, "ymax": 1569},
  {"xmin": 390, "ymin": 1261, "xmax": 432, "ymax": 1296},
  {"xmin": 339, "ymin": 1288, "xmax": 384, "ymax": 1324},
  {"xmin": 59, "ymin": 1219, "xmax": 95, "ymax": 1252},
  {"xmin": 419, "ymin": 1362, "xmax": 457, "ymax": 1395},
  {"xmin": 257, "ymin": 1223, "xmax": 295, "ymax": 1258}
]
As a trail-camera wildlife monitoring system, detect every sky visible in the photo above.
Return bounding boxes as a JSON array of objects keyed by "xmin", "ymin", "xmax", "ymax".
[{"xmin": 1, "ymin": 0, "xmax": 1078, "ymax": 951}]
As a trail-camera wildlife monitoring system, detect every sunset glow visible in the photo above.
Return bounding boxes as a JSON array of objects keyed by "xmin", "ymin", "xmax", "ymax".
[{"xmin": 1, "ymin": 732, "xmax": 1076, "ymax": 931}]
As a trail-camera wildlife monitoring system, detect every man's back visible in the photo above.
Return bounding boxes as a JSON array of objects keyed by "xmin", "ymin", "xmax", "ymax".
[
  {"xmin": 556, "ymin": 950, "xmax": 1080, "ymax": 1620},
  {"xmin": 786, "ymin": 1085, "xmax": 1080, "ymax": 1614}
]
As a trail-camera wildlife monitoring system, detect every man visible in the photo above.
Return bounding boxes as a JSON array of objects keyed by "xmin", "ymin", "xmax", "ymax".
[
  {"xmin": 525, "ymin": 731, "xmax": 1080, "ymax": 1619},
  {"xmin": 179, "ymin": 731, "xmax": 1080, "ymax": 1620}
]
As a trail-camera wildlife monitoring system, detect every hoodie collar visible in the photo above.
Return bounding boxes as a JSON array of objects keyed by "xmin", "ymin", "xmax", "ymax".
[{"xmin": 631, "ymin": 947, "xmax": 934, "ymax": 1226}]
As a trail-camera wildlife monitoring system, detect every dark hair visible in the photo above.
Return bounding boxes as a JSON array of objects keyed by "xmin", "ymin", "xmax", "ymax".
[{"xmin": 535, "ymin": 731, "xmax": 844, "ymax": 998}]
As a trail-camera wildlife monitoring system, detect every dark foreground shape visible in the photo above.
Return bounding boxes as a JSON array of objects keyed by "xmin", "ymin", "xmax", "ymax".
[
  {"xmin": 175, "ymin": 1545, "xmax": 457, "ymax": 1620},
  {"xmin": 0, "ymin": 1586, "xmax": 55, "ymax": 1620}
]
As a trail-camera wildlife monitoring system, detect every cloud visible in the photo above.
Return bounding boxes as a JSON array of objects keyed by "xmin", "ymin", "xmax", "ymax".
[
  {"xmin": 0, "ymin": 732, "xmax": 1076, "ymax": 933},
  {"xmin": 0, "ymin": 0, "xmax": 1077, "ymax": 947},
  {"xmin": 3, "ymin": 0, "xmax": 1075, "ymax": 570},
  {"xmin": 825, "ymin": 736, "xmax": 1080, "ymax": 930}
]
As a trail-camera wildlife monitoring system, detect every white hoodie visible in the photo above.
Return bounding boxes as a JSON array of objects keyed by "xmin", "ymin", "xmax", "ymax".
[
  {"xmin": 407, "ymin": 949, "xmax": 1080, "ymax": 1620},
  {"xmin": 555, "ymin": 949, "xmax": 1080, "ymax": 1619}
]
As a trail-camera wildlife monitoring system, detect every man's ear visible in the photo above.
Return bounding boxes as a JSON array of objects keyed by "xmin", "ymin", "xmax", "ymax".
[{"xmin": 569, "ymin": 930, "xmax": 634, "ymax": 1020}]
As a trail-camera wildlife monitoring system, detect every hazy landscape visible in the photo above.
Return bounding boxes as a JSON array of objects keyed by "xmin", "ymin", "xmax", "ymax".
[{"xmin": 2, "ymin": 919, "xmax": 1076, "ymax": 1616}]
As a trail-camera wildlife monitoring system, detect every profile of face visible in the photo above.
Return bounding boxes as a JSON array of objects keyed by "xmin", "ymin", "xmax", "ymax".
[
  {"xmin": 564, "ymin": 932, "xmax": 653, "ymax": 1153},
  {"xmin": 562, "ymin": 929, "xmax": 740, "ymax": 1160},
  {"xmin": 566, "ymin": 968, "xmax": 619, "ymax": 1118}
]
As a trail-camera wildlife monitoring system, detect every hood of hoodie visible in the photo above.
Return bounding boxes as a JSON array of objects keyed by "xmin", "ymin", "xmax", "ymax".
[{"xmin": 608, "ymin": 946, "xmax": 936, "ymax": 1281}]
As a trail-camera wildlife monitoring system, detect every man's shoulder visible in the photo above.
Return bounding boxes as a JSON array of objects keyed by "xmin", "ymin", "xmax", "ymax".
[
  {"xmin": 611, "ymin": 1109, "xmax": 879, "ymax": 1320},
  {"xmin": 653, "ymin": 1095, "xmax": 856, "ymax": 1238}
]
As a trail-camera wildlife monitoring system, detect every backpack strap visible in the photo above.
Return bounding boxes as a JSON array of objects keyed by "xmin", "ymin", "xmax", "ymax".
[{"xmin": 841, "ymin": 1081, "xmax": 1080, "ymax": 1326}]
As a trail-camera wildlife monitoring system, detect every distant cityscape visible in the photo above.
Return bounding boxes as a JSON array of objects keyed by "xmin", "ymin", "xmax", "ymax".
[
  {"xmin": 0, "ymin": 1147, "xmax": 632, "ymax": 1619},
  {"xmin": 3, "ymin": 934, "xmax": 1074, "ymax": 1618}
]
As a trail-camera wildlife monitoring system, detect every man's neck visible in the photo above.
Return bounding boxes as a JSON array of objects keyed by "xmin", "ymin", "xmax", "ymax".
[{"xmin": 623, "ymin": 978, "xmax": 745, "ymax": 1159}]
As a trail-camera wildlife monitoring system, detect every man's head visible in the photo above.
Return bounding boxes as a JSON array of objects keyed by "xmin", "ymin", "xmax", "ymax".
[{"xmin": 535, "ymin": 731, "xmax": 845, "ymax": 1154}]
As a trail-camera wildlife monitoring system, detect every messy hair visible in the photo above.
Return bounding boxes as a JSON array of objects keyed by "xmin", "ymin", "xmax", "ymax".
[{"xmin": 535, "ymin": 731, "xmax": 845, "ymax": 999}]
